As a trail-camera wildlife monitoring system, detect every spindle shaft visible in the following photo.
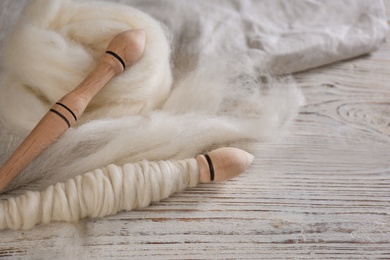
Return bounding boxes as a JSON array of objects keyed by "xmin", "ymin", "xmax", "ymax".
[{"xmin": 0, "ymin": 30, "xmax": 146, "ymax": 192}]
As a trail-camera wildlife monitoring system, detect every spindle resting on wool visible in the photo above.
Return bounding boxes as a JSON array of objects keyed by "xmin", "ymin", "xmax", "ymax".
[
  {"xmin": 0, "ymin": 147, "xmax": 254, "ymax": 230},
  {"xmin": 0, "ymin": 29, "xmax": 146, "ymax": 192}
]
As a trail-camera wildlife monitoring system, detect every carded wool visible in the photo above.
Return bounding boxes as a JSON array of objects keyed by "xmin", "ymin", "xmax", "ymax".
[{"xmin": 0, "ymin": 0, "xmax": 304, "ymax": 192}]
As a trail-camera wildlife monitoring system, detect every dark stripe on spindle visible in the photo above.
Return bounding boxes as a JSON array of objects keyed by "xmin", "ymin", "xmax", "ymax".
[
  {"xmin": 56, "ymin": 102, "xmax": 77, "ymax": 122},
  {"xmin": 105, "ymin": 51, "xmax": 126, "ymax": 70},
  {"xmin": 204, "ymin": 154, "xmax": 215, "ymax": 181},
  {"xmin": 49, "ymin": 109, "xmax": 70, "ymax": 128}
]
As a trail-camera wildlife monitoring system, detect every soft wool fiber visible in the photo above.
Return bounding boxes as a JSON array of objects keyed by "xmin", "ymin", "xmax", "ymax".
[
  {"xmin": 0, "ymin": 0, "xmax": 306, "ymax": 192},
  {"xmin": 0, "ymin": 0, "xmax": 172, "ymax": 131}
]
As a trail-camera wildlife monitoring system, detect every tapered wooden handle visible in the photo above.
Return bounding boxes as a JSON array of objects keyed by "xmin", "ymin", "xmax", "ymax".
[
  {"xmin": 196, "ymin": 147, "xmax": 254, "ymax": 183},
  {"xmin": 0, "ymin": 30, "xmax": 146, "ymax": 192}
]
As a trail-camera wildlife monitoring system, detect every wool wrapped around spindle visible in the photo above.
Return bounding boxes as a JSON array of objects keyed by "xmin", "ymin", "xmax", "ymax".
[
  {"xmin": 0, "ymin": 147, "xmax": 254, "ymax": 230},
  {"xmin": 0, "ymin": 159, "xmax": 199, "ymax": 230}
]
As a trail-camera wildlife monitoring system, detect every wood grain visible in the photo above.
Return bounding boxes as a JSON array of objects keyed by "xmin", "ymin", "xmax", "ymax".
[{"xmin": 1, "ymin": 0, "xmax": 390, "ymax": 259}]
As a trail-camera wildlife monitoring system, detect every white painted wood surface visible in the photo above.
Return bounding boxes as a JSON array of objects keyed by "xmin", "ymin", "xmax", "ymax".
[{"xmin": 1, "ymin": 1, "xmax": 390, "ymax": 259}]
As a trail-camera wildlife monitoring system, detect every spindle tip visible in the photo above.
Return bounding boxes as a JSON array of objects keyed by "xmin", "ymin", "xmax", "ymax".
[
  {"xmin": 196, "ymin": 147, "xmax": 254, "ymax": 183},
  {"xmin": 105, "ymin": 29, "xmax": 146, "ymax": 71}
]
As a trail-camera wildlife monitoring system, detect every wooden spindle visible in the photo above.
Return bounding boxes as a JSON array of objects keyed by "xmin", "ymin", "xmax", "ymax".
[
  {"xmin": 196, "ymin": 147, "xmax": 254, "ymax": 183},
  {"xmin": 0, "ymin": 29, "xmax": 146, "ymax": 192}
]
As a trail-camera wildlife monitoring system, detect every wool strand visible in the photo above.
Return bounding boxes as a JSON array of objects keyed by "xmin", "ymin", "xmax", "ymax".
[{"xmin": 0, "ymin": 158, "xmax": 199, "ymax": 230}]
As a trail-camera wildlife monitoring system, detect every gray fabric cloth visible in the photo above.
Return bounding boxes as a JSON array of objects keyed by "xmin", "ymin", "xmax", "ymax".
[{"xmin": 128, "ymin": 0, "xmax": 388, "ymax": 75}]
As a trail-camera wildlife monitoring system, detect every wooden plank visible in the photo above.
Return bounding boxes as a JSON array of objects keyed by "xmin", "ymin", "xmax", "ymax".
[{"xmin": 0, "ymin": 0, "xmax": 390, "ymax": 259}]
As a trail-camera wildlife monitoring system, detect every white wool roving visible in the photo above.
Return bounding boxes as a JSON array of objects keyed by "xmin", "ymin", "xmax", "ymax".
[
  {"xmin": 0, "ymin": 158, "xmax": 199, "ymax": 230},
  {"xmin": 0, "ymin": 0, "xmax": 304, "ymax": 193},
  {"xmin": 0, "ymin": 0, "xmax": 172, "ymax": 131}
]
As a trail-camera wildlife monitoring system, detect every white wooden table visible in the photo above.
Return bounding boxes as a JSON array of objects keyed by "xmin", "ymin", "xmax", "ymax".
[{"xmin": 0, "ymin": 1, "xmax": 390, "ymax": 259}]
